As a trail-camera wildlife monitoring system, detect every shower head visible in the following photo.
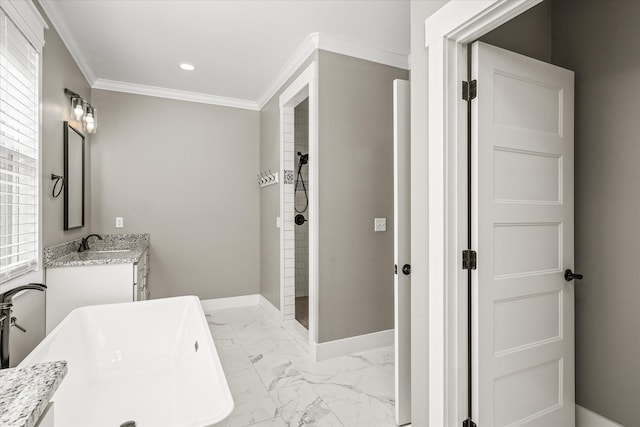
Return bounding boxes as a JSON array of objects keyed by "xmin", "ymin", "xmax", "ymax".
[{"xmin": 297, "ymin": 152, "xmax": 309, "ymax": 165}]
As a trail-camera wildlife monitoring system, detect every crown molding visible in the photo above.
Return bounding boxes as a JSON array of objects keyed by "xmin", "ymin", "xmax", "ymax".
[
  {"xmin": 93, "ymin": 78, "xmax": 260, "ymax": 110},
  {"xmin": 256, "ymin": 32, "xmax": 409, "ymax": 110},
  {"xmin": 34, "ymin": 2, "xmax": 409, "ymax": 112},
  {"xmin": 37, "ymin": 0, "xmax": 96, "ymax": 85},
  {"xmin": 318, "ymin": 34, "xmax": 409, "ymax": 71},
  {"xmin": 256, "ymin": 32, "xmax": 319, "ymax": 110}
]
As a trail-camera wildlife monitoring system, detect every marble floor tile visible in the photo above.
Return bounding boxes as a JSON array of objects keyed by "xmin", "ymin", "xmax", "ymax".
[
  {"xmin": 295, "ymin": 360, "xmax": 342, "ymax": 384},
  {"xmin": 311, "ymin": 367, "xmax": 395, "ymax": 427},
  {"xmin": 274, "ymin": 339, "xmax": 309, "ymax": 365},
  {"xmin": 219, "ymin": 369, "xmax": 278, "ymax": 427},
  {"xmin": 214, "ymin": 337, "xmax": 244, "ymax": 353},
  {"xmin": 205, "ymin": 304, "xmax": 397, "ymax": 427},
  {"xmin": 243, "ymin": 338, "xmax": 306, "ymax": 391},
  {"xmin": 270, "ymin": 382, "xmax": 343, "ymax": 427},
  {"xmin": 211, "ymin": 323, "xmax": 239, "ymax": 339},
  {"xmin": 218, "ymin": 347, "xmax": 253, "ymax": 377},
  {"xmin": 246, "ymin": 417, "xmax": 287, "ymax": 427},
  {"xmin": 330, "ymin": 346, "xmax": 395, "ymax": 373}
]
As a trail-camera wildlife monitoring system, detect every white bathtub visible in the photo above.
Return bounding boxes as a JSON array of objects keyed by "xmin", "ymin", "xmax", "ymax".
[{"xmin": 21, "ymin": 296, "xmax": 233, "ymax": 427}]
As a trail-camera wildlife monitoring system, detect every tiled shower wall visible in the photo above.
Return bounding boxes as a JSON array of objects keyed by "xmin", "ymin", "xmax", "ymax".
[
  {"xmin": 282, "ymin": 107, "xmax": 295, "ymax": 320},
  {"xmin": 294, "ymin": 99, "xmax": 309, "ymax": 298}
]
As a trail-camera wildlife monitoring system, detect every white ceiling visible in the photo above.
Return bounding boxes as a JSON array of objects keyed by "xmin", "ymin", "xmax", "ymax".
[{"xmin": 39, "ymin": 0, "xmax": 410, "ymax": 109}]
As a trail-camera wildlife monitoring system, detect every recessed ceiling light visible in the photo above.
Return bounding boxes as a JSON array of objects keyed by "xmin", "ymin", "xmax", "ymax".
[{"xmin": 179, "ymin": 63, "xmax": 196, "ymax": 71}]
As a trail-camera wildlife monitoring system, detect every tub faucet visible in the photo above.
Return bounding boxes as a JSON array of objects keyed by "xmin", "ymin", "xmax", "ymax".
[
  {"xmin": 78, "ymin": 234, "xmax": 103, "ymax": 252},
  {"xmin": 0, "ymin": 283, "xmax": 47, "ymax": 368}
]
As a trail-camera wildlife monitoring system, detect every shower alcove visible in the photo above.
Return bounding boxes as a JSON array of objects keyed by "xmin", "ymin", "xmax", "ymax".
[{"xmin": 278, "ymin": 62, "xmax": 318, "ymax": 357}]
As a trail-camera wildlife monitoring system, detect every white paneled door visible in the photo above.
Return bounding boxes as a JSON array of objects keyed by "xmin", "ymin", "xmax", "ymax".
[
  {"xmin": 471, "ymin": 42, "xmax": 575, "ymax": 426},
  {"xmin": 393, "ymin": 79, "xmax": 411, "ymax": 426}
]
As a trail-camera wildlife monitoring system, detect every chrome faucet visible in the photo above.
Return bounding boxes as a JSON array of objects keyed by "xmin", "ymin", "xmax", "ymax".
[
  {"xmin": 78, "ymin": 234, "xmax": 103, "ymax": 252},
  {"xmin": 0, "ymin": 283, "xmax": 46, "ymax": 368}
]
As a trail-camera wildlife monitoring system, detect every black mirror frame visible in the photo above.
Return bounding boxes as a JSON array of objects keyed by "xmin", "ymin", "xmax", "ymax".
[{"xmin": 63, "ymin": 121, "xmax": 85, "ymax": 230}]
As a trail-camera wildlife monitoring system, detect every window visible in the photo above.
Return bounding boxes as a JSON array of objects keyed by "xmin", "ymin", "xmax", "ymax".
[{"xmin": 0, "ymin": 8, "xmax": 40, "ymax": 285}]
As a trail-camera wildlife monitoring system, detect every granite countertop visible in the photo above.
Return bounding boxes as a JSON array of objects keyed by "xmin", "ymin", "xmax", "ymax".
[
  {"xmin": 0, "ymin": 361, "xmax": 67, "ymax": 427},
  {"xmin": 46, "ymin": 246, "xmax": 147, "ymax": 268},
  {"xmin": 44, "ymin": 233, "xmax": 149, "ymax": 268}
]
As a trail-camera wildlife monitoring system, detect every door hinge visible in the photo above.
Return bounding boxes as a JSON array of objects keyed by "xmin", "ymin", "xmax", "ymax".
[
  {"xmin": 463, "ymin": 418, "xmax": 477, "ymax": 427},
  {"xmin": 462, "ymin": 80, "xmax": 477, "ymax": 101},
  {"xmin": 462, "ymin": 250, "xmax": 477, "ymax": 270}
]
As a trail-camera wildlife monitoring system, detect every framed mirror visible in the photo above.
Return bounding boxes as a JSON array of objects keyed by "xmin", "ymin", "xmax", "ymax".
[{"xmin": 63, "ymin": 122, "xmax": 85, "ymax": 230}]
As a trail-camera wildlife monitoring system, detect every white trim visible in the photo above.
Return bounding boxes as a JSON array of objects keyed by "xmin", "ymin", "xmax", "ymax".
[
  {"xmin": 0, "ymin": 0, "xmax": 48, "ymax": 51},
  {"xmin": 423, "ymin": 0, "xmax": 545, "ymax": 425},
  {"xmin": 259, "ymin": 294, "xmax": 282, "ymax": 322},
  {"xmin": 258, "ymin": 33, "xmax": 319, "ymax": 110},
  {"xmin": 259, "ymin": 32, "xmax": 409, "ymax": 110},
  {"xmin": 36, "ymin": 0, "xmax": 95, "ymax": 84},
  {"xmin": 425, "ymin": 0, "xmax": 543, "ymax": 47},
  {"xmin": 278, "ymin": 61, "xmax": 319, "ymax": 361},
  {"xmin": 92, "ymin": 79, "xmax": 260, "ymax": 110},
  {"xmin": 576, "ymin": 406, "xmax": 622, "ymax": 427},
  {"xmin": 315, "ymin": 329, "xmax": 394, "ymax": 361},
  {"xmin": 318, "ymin": 33, "xmax": 408, "ymax": 70},
  {"xmin": 28, "ymin": 6, "xmax": 408, "ymax": 111},
  {"xmin": 199, "ymin": 294, "xmax": 260, "ymax": 311},
  {"xmin": 278, "ymin": 65, "xmax": 315, "ymax": 109},
  {"xmin": 308, "ymin": 62, "xmax": 319, "ymax": 362}
]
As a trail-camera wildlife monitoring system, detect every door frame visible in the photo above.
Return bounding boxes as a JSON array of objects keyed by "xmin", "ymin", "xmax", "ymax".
[
  {"xmin": 279, "ymin": 62, "xmax": 319, "ymax": 360},
  {"xmin": 423, "ymin": 1, "xmax": 543, "ymax": 425}
]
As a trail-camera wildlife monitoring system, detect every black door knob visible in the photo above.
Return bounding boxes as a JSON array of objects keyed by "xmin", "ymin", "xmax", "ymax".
[
  {"xmin": 564, "ymin": 269, "xmax": 583, "ymax": 281},
  {"xmin": 402, "ymin": 264, "xmax": 411, "ymax": 275}
]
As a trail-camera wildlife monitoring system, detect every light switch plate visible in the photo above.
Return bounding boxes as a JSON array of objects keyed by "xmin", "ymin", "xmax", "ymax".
[
  {"xmin": 374, "ymin": 218, "xmax": 386, "ymax": 232},
  {"xmin": 276, "ymin": 216, "xmax": 281, "ymax": 229},
  {"xmin": 115, "ymin": 217, "xmax": 124, "ymax": 228}
]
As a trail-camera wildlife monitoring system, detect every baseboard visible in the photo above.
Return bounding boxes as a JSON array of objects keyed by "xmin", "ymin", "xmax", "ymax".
[
  {"xmin": 577, "ymin": 405, "xmax": 623, "ymax": 427},
  {"xmin": 315, "ymin": 328, "xmax": 394, "ymax": 361},
  {"xmin": 200, "ymin": 294, "xmax": 260, "ymax": 311},
  {"xmin": 259, "ymin": 294, "xmax": 282, "ymax": 321}
]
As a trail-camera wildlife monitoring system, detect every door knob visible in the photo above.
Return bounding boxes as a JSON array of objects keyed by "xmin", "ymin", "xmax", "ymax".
[
  {"xmin": 564, "ymin": 269, "xmax": 583, "ymax": 282},
  {"xmin": 402, "ymin": 264, "xmax": 411, "ymax": 275}
]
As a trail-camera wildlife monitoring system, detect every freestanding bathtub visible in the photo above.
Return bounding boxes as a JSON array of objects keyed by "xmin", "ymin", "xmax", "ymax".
[{"xmin": 20, "ymin": 296, "xmax": 234, "ymax": 427}]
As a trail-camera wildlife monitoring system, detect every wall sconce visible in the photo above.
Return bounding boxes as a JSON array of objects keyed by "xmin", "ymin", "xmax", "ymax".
[{"xmin": 64, "ymin": 88, "xmax": 97, "ymax": 134}]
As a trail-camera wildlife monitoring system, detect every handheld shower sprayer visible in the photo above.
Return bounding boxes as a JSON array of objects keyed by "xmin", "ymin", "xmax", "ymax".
[
  {"xmin": 297, "ymin": 152, "xmax": 308, "ymax": 165},
  {"xmin": 295, "ymin": 152, "xmax": 309, "ymax": 215}
]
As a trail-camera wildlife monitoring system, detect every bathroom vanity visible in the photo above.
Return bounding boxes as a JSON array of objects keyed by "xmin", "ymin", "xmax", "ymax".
[{"xmin": 43, "ymin": 234, "xmax": 149, "ymax": 334}]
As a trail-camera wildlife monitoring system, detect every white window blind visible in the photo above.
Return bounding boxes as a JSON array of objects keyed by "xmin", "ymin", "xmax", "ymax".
[{"xmin": 0, "ymin": 8, "xmax": 39, "ymax": 284}]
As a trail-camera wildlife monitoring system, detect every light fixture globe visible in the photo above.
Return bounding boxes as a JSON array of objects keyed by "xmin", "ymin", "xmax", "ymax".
[
  {"xmin": 71, "ymin": 97, "xmax": 84, "ymax": 120},
  {"xmin": 84, "ymin": 106, "xmax": 97, "ymax": 134}
]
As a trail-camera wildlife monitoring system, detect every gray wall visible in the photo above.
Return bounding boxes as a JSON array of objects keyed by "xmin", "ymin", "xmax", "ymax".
[
  {"xmin": 317, "ymin": 51, "xmax": 407, "ymax": 342},
  {"xmin": 409, "ymin": 1, "xmax": 448, "ymax": 424},
  {"xmin": 90, "ymin": 90, "xmax": 260, "ymax": 300},
  {"xmin": 551, "ymin": 1, "xmax": 640, "ymax": 424},
  {"xmin": 39, "ymin": 3, "xmax": 92, "ymax": 247},
  {"xmin": 479, "ymin": 1, "xmax": 552, "ymax": 62},
  {"xmin": 259, "ymin": 50, "xmax": 407, "ymax": 342},
  {"xmin": 260, "ymin": 53, "xmax": 317, "ymax": 309}
]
